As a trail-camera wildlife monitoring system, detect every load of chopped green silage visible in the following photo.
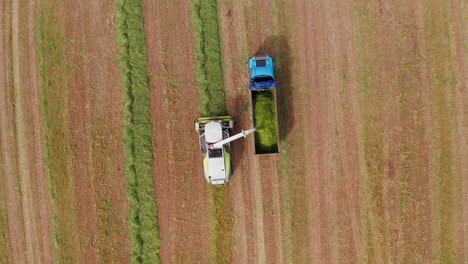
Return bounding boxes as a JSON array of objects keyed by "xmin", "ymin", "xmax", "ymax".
[{"xmin": 252, "ymin": 90, "xmax": 279, "ymax": 154}]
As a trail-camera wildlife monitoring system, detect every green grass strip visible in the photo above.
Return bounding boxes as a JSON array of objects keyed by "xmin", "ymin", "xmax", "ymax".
[
  {"xmin": 191, "ymin": 0, "xmax": 226, "ymax": 117},
  {"xmin": 114, "ymin": 0, "xmax": 160, "ymax": 263},
  {"xmin": 252, "ymin": 90, "xmax": 279, "ymax": 154}
]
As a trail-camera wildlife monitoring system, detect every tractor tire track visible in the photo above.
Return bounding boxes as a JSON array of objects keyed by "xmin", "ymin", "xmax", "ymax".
[
  {"xmin": 216, "ymin": 1, "xmax": 258, "ymax": 262},
  {"xmin": 259, "ymin": 156, "xmax": 284, "ymax": 263},
  {"xmin": 448, "ymin": 0, "xmax": 467, "ymax": 260},
  {"xmin": 12, "ymin": 0, "xmax": 37, "ymax": 261},
  {"xmin": 250, "ymin": 155, "xmax": 266, "ymax": 264},
  {"xmin": 0, "ymin": 1, "xmax": 24, "ymax": 262},
  {"xmin": 0, "ymin": 0, "xmax": 54, "ymax": 262}
]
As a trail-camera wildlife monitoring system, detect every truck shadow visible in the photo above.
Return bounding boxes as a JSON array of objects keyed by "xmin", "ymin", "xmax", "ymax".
[{"xmin": 255, "ymin": 35, "xmax": 294, "ymax": 142}]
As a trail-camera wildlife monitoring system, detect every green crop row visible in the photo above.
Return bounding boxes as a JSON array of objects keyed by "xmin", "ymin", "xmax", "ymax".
[
  {"xmin": 190, "ymin": 0, "xmax": 232, "ymax": 262},
  {"xmin": 191, "ymin": 0, "xmax": 226, "ymax": 117},
  {"xmin": 252, "ymin": 90, "xmax": 279, "ymax": 154},
  {"xmin": 114, "ymin": 0, "xmax": 160, "ymax": 263}
]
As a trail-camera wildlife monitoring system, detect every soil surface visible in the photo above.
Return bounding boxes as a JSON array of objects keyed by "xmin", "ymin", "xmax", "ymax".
[
  {"xmin": 62, "ymin": 0, "xmax": 131, "ymax": 263},
  {"xmin": 217, "ymin": 1, "xmax": 285, "ymax": 263},
  {"xmin": 0, "ymin": 0, "xmax": 53, "ymax": 263},
  {"xmin": 216, "ymin": 0, "xmax": 467, "ymax": 263},
  {"xmin": 142, "ymin": 0, "xmax": 209, "ymax": 263},
  {"xmin": 295, "ymin": 1, "xmax": 363, "ymax": 262},
  {"xmin": 0, "ymin": 0, "xmax": 466, "ymax": 263},
  {"xmin": 1, "ymin": 0, "xmax": 131, "ymax": 262},
  {"xmin": 216, "ymin": 0, "xmax": 363, "ymax": 262}
]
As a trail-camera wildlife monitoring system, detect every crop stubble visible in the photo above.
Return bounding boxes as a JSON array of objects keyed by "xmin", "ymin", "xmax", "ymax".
[
  {"xmin": 0, "ymin": 0, "xmax": 466, "ymax": 262},
  {"xmin": 142, "ymin": 0, "xmax": 209, "ymax": 262},
  {"xmin": 0, "ymin": 0, "xmax": 54, "ymax": 263},
  {"xmin": 39, "ymin": 0, "xmax": 131, "ymax": 262}
]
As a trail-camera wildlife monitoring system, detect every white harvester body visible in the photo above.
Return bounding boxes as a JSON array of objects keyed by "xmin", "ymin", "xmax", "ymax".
[{"xmin": 195, "ymin": 116, "xmax": 255, "ymax": 186}]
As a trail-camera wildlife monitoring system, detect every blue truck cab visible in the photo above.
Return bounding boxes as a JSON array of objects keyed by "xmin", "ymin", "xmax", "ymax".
[{"xmin": 248, "ymin": 55, "xmax": 277, "ymax": 91}]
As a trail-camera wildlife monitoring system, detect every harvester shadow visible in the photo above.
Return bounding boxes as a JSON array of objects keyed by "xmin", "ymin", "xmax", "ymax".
[
  {"xmin": 229, "ymin": 94, "xmax": 247, "ymax": 176},
  {"xmin": 255, "ymin": 35, "xmax": 294, "ymax": 142}
]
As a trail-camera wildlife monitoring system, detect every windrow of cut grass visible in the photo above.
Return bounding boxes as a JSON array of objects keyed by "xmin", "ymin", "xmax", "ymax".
[
  {"xmin": 191, "ymin": 0, "xmax": 226, "ymax": 117},
  {"xmin": 252, "ymin": 90, "xmax": 279, "ymax": 154},
  {"xmin": 38, "ymin": 2, "xmax": 81, "ymax": 263},
  {"xmin": 190, "ymin": 0, "xmax": 232, "ymax": 262},
  {"xmin": 114, "ymin": 0, "xmax": 160, "ymax": 263}
]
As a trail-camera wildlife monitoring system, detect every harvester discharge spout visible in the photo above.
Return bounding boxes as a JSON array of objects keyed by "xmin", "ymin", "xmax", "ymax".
[{"xmin": 212, "ymin": 128, "xmax": 256, "ymax": 149}]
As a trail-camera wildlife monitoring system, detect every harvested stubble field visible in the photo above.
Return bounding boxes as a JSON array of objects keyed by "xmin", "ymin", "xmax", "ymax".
[{"xmin": 0, "ymin": 0, "xmax": 466, "ymax": 263}]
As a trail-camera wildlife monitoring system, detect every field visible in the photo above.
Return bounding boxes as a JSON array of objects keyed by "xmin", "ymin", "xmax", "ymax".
[{"xmin": 0, "ymin": 0, "xmax": 466, "ymax": 263}]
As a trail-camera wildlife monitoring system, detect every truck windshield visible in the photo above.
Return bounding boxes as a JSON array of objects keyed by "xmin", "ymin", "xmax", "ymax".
[
  {"xmin": 208, "ymin": 148, "xmax": 223, "ymax": 158},
  {"xmin": 254, "ymin": 76, "xmax": 274, "ymax": 82},
  {"xmin": 256, "ymin": 59, "xmax": 266, "ymax": 66}
]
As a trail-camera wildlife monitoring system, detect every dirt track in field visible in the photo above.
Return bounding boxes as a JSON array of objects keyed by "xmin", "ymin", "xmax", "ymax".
[{"xmin": 0, "ymin": 0, "xmax": 53, "ymax": 263}]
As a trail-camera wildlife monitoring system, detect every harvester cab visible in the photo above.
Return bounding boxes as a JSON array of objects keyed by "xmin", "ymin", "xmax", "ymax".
[
  {"xmin": 195, "ymin": 116, "xmax": 255, "ymax": 186},
  {"xmin": 248, "ymin": 55, "xmax": 277, "ymax": 91}
]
